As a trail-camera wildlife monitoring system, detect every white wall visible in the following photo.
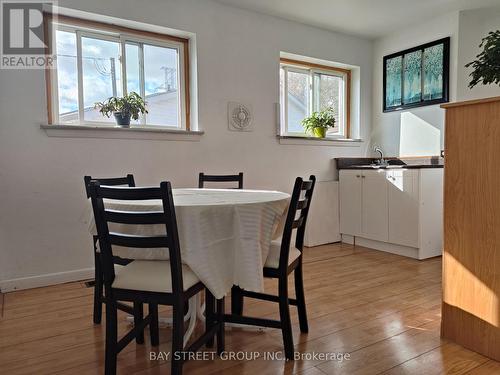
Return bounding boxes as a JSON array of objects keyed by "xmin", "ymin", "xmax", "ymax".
[
  {"xmin": 0, "ymin": 0, "xmax": 372, "ymax": 287},
  {"xmin": 371, "ymin": 12, "xmax": 460, "ymax": 157},
  {"xmin": 371, "ymin": 6, "xmax": 500, "ymax": 157},
  {"xmin": 457, "ymin": 7, "xmax": 500, "ymax": 101}
]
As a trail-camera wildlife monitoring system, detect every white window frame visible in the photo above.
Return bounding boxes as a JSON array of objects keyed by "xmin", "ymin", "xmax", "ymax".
[
  {"xmin": 280, "ymin": 62, "xmax": 348, "ymax": 138},
  {"xmin": 49, "ymin": 21, "xmax": 187, "ymax": 130}
]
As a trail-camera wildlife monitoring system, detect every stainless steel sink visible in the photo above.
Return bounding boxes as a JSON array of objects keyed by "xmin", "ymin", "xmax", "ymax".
[
  {"xmin": 351, "ymin": 164, "xmax": 405, "ymax": 169},
  {"xmin": 384, "ymin": 165, "xmax": 404, "ymax": 169}
]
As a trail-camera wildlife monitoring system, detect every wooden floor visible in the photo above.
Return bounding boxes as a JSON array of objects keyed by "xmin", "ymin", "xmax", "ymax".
[{"xmin": 2, "ymin": 243, "xmax": 500, "ymax": 375}]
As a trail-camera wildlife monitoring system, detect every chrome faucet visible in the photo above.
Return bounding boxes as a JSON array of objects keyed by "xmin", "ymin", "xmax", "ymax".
[{"xmin": 373, "ymin": 146, "xmax": 387, "ymax": 166}]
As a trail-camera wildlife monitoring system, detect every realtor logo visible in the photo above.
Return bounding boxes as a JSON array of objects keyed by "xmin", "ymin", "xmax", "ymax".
[{"xmin": 1, "ymin": 0, "xmax": 56, "ymax": 69}]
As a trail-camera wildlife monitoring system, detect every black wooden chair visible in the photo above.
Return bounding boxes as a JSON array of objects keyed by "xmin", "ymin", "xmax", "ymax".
[
  {"xmin": 89, "ymin": 181, "xmax": 224, "ymax": 375},
  {"xmin": 84, "ymin": 174, "xmax": 136, "ymax": 325},
  {"xmin": 227, "ymin": 175, "xmax": 316, "ymax": 360},
  {"xmin": 198, "ymin": 172, "xmax": 244, "ymax": 189}
]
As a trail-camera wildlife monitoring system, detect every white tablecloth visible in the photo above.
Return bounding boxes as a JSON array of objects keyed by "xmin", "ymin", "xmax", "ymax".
[{"xmin": 88, "ymin": 188, "xmax": 290, "ymax": 298}]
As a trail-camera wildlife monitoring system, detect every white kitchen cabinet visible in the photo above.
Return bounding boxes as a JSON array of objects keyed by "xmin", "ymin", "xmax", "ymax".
[
  {"xmin": 361, "ymin": 171, "xmax": 388, "ymax": 242},
  {"xmin": 339, "ymin": 171, "xmax": 362, "ymax": 236},
  {"xmin": 387, "ymin": 169, "xmax": 419, "ymax": 247},
  {"xmin": 339, "ymin": 169, "xmax": 388, "ymax": 242},
  {"xmin": 339, "ymin": 168, "xmax": 443, "ymax": 259}
]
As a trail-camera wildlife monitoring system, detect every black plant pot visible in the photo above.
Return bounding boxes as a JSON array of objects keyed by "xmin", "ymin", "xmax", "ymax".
[{"xmin": 114, "ymin": 112, "xmax": 131, "ymax": 127}]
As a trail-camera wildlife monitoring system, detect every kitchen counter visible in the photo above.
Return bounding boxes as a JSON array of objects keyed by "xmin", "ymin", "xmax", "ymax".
[
  {"xmin": 338, "ymin": 160, "xmax": 444, "ymax": 260},
  {"xmin": 336, "ymin": 157, "xmax": 443, "ymax": 170}
]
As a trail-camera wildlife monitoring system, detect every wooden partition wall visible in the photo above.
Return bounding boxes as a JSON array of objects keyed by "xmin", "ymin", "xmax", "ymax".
[{"xmin": 441, "ymin": 96, "xmax": 500, "ymax": 361}]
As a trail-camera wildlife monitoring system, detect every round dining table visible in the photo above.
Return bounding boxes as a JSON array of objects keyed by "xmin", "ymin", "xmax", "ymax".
[
  {"xmin": 89, "ymin": 188, "xmax": 290, "ymax": 344},
  {"xmin": 89, "ymin": 188, "xmax": 290, "ymax": 299}
]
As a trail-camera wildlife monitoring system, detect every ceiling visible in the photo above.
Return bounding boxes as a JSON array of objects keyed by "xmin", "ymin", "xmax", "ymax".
[{"xmin": 214, "ymin": 0, "xmax": 500, "ymax": 39}]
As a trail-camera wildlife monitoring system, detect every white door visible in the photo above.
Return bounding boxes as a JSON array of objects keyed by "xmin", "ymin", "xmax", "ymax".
[
  {"xmin": 339, "ymin": 170, "xmax": 362, "ymax": 236},
  {"xmin": 361, "ymin": 170, "xmax": 388, "ymax": 242},
  {"xmin": 387, "ymin": 169, "xmax": 419, "ymax": 247}
]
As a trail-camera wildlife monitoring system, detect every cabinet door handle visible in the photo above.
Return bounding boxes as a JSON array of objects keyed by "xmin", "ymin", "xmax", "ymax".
[
  {"xmin": 361, "ymin": 175, "xmax": 366, "ymax": 178},
  {"xmin": 356, "ymin": 175, "xmax": 361, "ymax": 178}
]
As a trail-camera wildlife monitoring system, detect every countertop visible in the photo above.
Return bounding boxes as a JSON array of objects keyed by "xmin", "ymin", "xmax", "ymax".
[{"xmin": 336, "ymin": 157, "xmax": 444, "ymax": 170}]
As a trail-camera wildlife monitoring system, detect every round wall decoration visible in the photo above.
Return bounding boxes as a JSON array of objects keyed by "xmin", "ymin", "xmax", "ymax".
[{"xmin": 228, "ymin": 102, "xmax": 253, "ymax": 132}]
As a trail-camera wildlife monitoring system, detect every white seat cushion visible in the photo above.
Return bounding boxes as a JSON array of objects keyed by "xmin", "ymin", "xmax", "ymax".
[
  {"xmin": 115, "ymin": 264, "xmax": 124, "ymax": 272},
  {"xmin": 112, "ymin": 260, "xmax": 199, "ymax": 293},
  {"xmin": 264, "ymin": 240, "xmax": 302, "ymax": 269}
]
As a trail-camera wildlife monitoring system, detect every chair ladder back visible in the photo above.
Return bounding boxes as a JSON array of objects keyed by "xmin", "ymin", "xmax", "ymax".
[
  {"xmin": 88, "ymin": 181, "xmax": 185, "ymax": 294},
  {"xmin": 198, "ymin": 172, "xmax": 244, "ymax": 189},
  {"xmin": 88, "ymin": 182, "xmax": 116, "ymax": 287},
  {"xmin": 278, "ymin": 175, "xmax": 316, "ymax": 271},
  {"xmin": 160, "ymin": 181, "xmax": 185, "ymax": 296},
  {"xmin": 104, "ymin": 209, "xmax": 166, "ymax": 225},
  {"xmin": 84, "ymin": 174, "xmax": 135, "ymax": 198},
  {"xmin": 294, "ymin": 175, "xmax": 316, "ymax": 251}
]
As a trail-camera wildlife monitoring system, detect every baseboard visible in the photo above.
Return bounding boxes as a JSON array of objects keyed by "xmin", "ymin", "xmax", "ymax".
[
  {"xmin": 341, "ymin": 234, "xmax": 419, "ymax": 259},
  {"xmin": 0, "ymin": 268, "xmax": 94, "ymax": 292},
  {"xmin": 304, "ymin": 235, "xmax": 342, "ymax": 247},
  {"xmin": 341, "ymin": 234, "xmax": 355, "ymax": 245}
]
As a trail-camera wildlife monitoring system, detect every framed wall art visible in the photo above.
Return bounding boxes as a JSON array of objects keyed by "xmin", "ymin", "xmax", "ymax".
[{"xmin": 383, "ymin": 37, "xmax": 450, "ymax": 112}]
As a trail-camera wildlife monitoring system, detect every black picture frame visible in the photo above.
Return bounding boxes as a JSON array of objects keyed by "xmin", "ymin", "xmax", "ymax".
[{"xmin": 383, "ymin": 37, "xmax": 450, "ymax": 112}]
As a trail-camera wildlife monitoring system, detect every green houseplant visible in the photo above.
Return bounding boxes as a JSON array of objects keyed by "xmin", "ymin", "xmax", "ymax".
[
  {"xmin": 94, "ymin": 92, "xmax": 148, "ymax": 127},
  {"xmin": 465, "ymin": 30, "xmax": 500, "ymax": 88},
  {"xmin": 301, "ymin": 107, "xmax": 336, "ymax": 138}
]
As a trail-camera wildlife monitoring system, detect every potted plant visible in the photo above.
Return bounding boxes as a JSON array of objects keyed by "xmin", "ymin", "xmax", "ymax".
[
  {"xmin": 301, "ymin": 107, "xmax": 336, "ymax": 138},
  {"xmin": 465, "ymin": 30, "xmax": 500, "ymax": 88},
  {"xmin": 94, "ymin": 92, "xmax": 148, "ymax": 127}
]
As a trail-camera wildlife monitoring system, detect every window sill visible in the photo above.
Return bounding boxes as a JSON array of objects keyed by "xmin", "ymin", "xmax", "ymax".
[
  {"xmin": 278, "ymin": 135, "xmax": 363, "ymax": 146},
  {"xmin": 40, "ymin": 124, "xmax": 204, "ymax": 141}
]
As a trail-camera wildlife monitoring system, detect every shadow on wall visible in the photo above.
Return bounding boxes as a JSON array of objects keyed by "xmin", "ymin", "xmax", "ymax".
[{"xmin": 399, "ymin": 112, "xmax": 441, "ymax": 157}]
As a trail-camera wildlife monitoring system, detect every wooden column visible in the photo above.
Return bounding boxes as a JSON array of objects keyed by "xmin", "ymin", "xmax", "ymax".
[{"xmin": 441, "ymin": 96, "xmax": 500, "ymax": 361}]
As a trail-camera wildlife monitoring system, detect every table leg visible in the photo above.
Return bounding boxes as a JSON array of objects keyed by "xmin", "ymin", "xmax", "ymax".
[
  {"xmin": 197, "ymin": 299, "xmax": 266, "ymax": 331},
  {"xmin": 126, "ymin": 301, "xmax": 194, "ymax": 325},
  {"xmin": 197, "ymin": 301, "xmax": 206, "ymax": 321},
  {"xmin": 183, "ymin": 294, "xmax": 198, "ymax": 347},
  {"xmin": 125, "ymin": 291, "xmax": 266, "ymax": 337}
]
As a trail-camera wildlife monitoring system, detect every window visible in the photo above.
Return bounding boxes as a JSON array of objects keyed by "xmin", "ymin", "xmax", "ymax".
[
  {"xmin": 46, "ymin": 15, "xmax": 190, "ymax": 129},
  {"xmin": 280, "ymin": 58, "xmax": 350, "ymax": 138}
]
